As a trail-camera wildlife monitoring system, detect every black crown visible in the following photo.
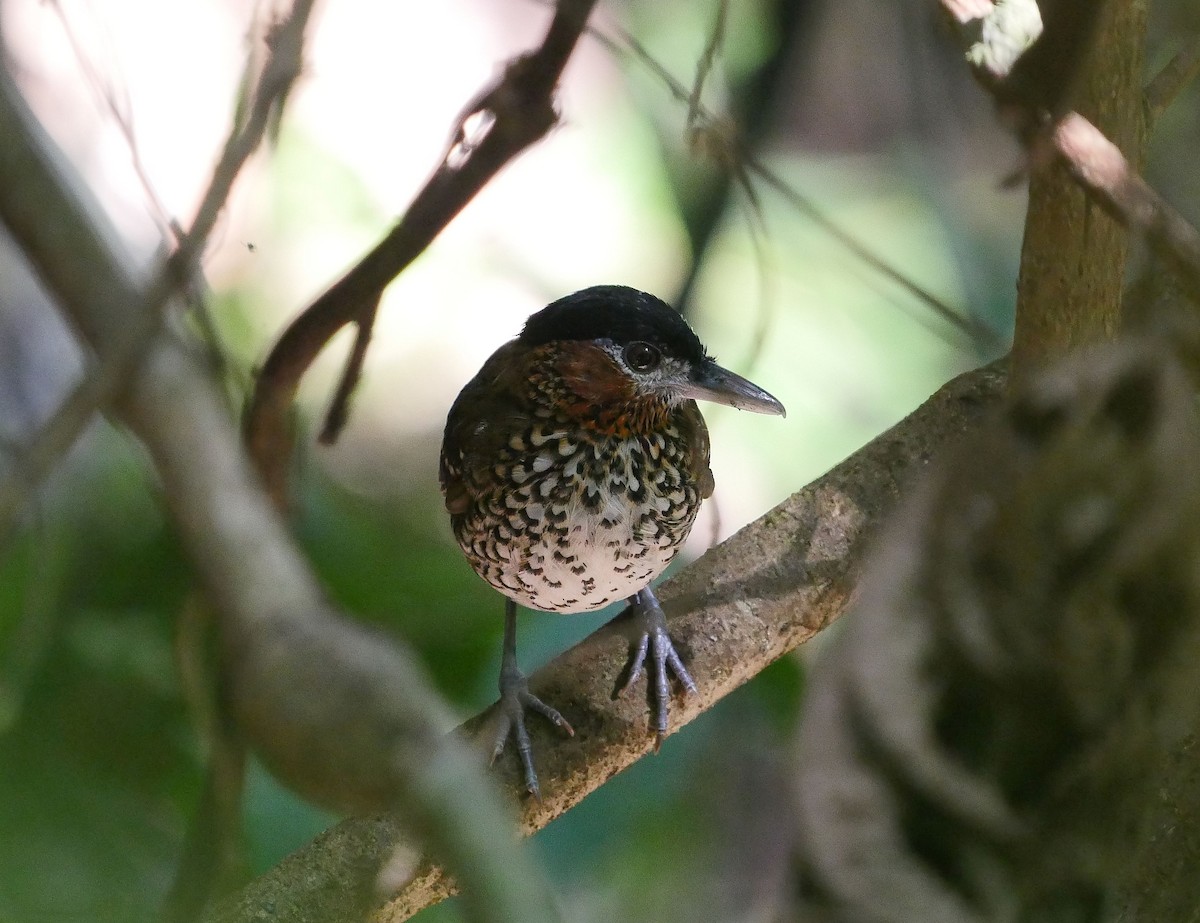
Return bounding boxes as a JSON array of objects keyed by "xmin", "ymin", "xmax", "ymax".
[{"xmin": 519, "ymin": 285, "xmax": 709, "ymax": 364}]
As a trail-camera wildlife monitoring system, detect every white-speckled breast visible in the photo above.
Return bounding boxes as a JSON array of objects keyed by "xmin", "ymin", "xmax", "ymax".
[{"xmin": 451, "ymin": 415, "xmax": 702, "ymax": 613}]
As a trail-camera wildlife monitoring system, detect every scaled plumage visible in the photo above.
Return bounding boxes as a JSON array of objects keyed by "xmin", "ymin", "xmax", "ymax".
[{"xmin": 439, "ymin": 285, "xmax": 784, "ymax": 796}]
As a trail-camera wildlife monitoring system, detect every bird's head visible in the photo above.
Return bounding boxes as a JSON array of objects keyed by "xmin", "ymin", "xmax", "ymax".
[{"xmin": 520, "ymin": 285, "xmax": 786, "ymax": 422}]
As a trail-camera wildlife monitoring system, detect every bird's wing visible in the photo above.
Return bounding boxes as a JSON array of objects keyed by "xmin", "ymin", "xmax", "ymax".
[
  {"xmin": 439, "ymin": 340, "xmax": 529, "ymax": 515},
  {"xmin": 677, "ymin": 400, "xmax": 714, "ymax": 500}
]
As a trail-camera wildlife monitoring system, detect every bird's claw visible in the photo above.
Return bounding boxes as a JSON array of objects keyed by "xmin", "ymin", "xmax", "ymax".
[
  {"xmin": 616, "ymin": 593, "xmax": 697, "ymax": 744},
  {"xmin": 492, "ymin": 674, "xmax": 573, "ymax": 800}
]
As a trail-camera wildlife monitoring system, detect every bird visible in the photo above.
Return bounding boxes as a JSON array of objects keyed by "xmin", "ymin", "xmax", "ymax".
[{"xmin": 439, "ymin": 284, "xmax": 785, "ymax": 797}]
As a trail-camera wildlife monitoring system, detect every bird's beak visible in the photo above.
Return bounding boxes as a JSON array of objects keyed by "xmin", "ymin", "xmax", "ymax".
[{"xmin": 677, "ymin": 360, "xmax": 786, "ymax": 417}]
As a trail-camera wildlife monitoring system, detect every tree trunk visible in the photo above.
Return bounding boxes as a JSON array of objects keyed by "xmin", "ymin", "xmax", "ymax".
[{"xmin": 1011, "ymin": 0, "xmax": 1147, "ymax": 372}]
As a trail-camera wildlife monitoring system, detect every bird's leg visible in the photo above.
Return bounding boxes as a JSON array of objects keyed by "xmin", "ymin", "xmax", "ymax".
[
  {"xmin": 616, "ymin": 586, "xmax": 698, "ymax": 748},
  {"xmin": 491, "ymin": 598, "xmax": 574, "ymax": 800}
]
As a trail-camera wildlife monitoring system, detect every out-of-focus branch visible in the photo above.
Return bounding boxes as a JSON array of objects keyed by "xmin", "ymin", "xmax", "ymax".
[
  {"xmin": 790, "ymin": 332, "xmax": 1200, "ymax": 922},
  {"xmin": 1012, "ymin": 0, "xmax": 1145, "ymax": 369},
  {"xmin": 0, "ymin": 370, "xmax": 105, "ymax": 541},
  {"xmin": 0, "ymin": 0, "xmax": 314, "ymax": 543},
  {"xmin": 903, "ymin": 9, "xmax": 1200, "ymax": 921},
  {"xmin": 1144, "ymin": 34, "xmax": 1200, "ymax": 127},
  {"xmin": 161, "ymin": 597, "xmax": 249, "ymax": 923},
  {"xmin": 0, "ymin": 60, "xmax": 560, "ymax": 923},
  {"xmin": 5, "ymin": 6, "xmax": 322, "ymax": 915},
  {"xmin": 245, "ymin": 0, "xmax": 599, "ymax": 506},
  {"xmin": 215, "ymin": 360, "xmax": 1007, "ymax": 922},
  {"xmin": 952, "ymin": 1, "xmax": 1200, "ymax": 358},
  {"xmin": 1048, "ymin": 113, "xmax": 1200, "ymax": 303},
  {"xmin": 581, "ymin": 13, "xmax": 1002, "ymax": 354}
]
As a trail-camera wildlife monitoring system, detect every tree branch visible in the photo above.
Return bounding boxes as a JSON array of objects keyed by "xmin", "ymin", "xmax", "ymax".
[
  {"xmin": 0, "ymin": 58, "xmax": 559, "ymax": 923},
  {"xmin": 1144, "ymin": 33, "xmax": 1200, "ymax": 127},
  {"xmin": 1010, "ymin": 0, "xmax": 1146, "ymax": 369},
  {"xmin": 0, "ymin": 0, "xmax": 314, "ymax": 543},
  {"xmin": 214, "ymin": 359, "xmax": 1007, "ymax": 922},
  {"xmin": 947, "ymin": 1, "xmax": 1200, "ymax": 352},
  {"xmin": 245, "ymin": 0, "xmax": 599, "ymax": 504},
  {"xmin": 1047, "ymin": 112, "xmax": 1200, "ymax": 303}
]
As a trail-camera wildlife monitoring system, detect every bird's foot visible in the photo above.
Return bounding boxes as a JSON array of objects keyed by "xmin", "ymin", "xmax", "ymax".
[
  {"xmin": 491, "ymin": 667, "xmax": 574, "ymax": 801},
  {"xmin": 615, "ymin": 588, "xmax": 697, "ymax": 748}
]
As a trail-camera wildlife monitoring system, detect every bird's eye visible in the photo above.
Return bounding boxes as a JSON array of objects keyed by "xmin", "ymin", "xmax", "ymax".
[{"xmin": 623, "ymin": 341, "xmax": 661, "ymax": 372}]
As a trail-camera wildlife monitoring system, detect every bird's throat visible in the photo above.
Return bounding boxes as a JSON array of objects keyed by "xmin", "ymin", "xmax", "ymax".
[{"xmin": 572, "ymin": 399, "xmax": 670, "ymax": 438}]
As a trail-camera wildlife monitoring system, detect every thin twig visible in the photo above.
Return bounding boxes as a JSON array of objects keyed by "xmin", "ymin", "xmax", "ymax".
[
  {"xmin": 686, "ymin": 0, "xmax": 728, "ymax": 132},
  {"xmin": 746, "ymin": 162, "xmax": 1001, "ymax": 349},
  {"xmin": 300, "ymin": 0, "xmax": 595, "ymax": 442},
  {"xmin": 1144, "ymin": 34, "xmax": 1200, "ymax": 127},
  {"xmin": 44, "ymin": 0, "xmax": 178, "ymax": 239},
  {"xmin": 245, "ymin": 0, "xmax": 600, "ymax": 505},
  {"xmin": 318, "ymin": 299, "xmax": 379, "ymax": 444},
  {"xmin": 0, "ymin": 0, "xmax": 315, "ymax": 545},
  {"xmin": 735, "ymin": 182, "xmax": 777, "ymax": 375},
  {"xmin": 680, "ymin": 2, "xmax": 775, "ymax": 372},
  {"xmin": 1048, "ymin": 112, "xmax": 1200, "ymax": 302},
  {"xmin": 585, "ymin": 18, "xmax": 1002, "ymax": 354}
]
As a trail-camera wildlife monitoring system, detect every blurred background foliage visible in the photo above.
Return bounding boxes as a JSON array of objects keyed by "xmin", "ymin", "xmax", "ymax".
[{"xmin": 0, "ymin": 0, "xmax": 1196, "ymax": 920}]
